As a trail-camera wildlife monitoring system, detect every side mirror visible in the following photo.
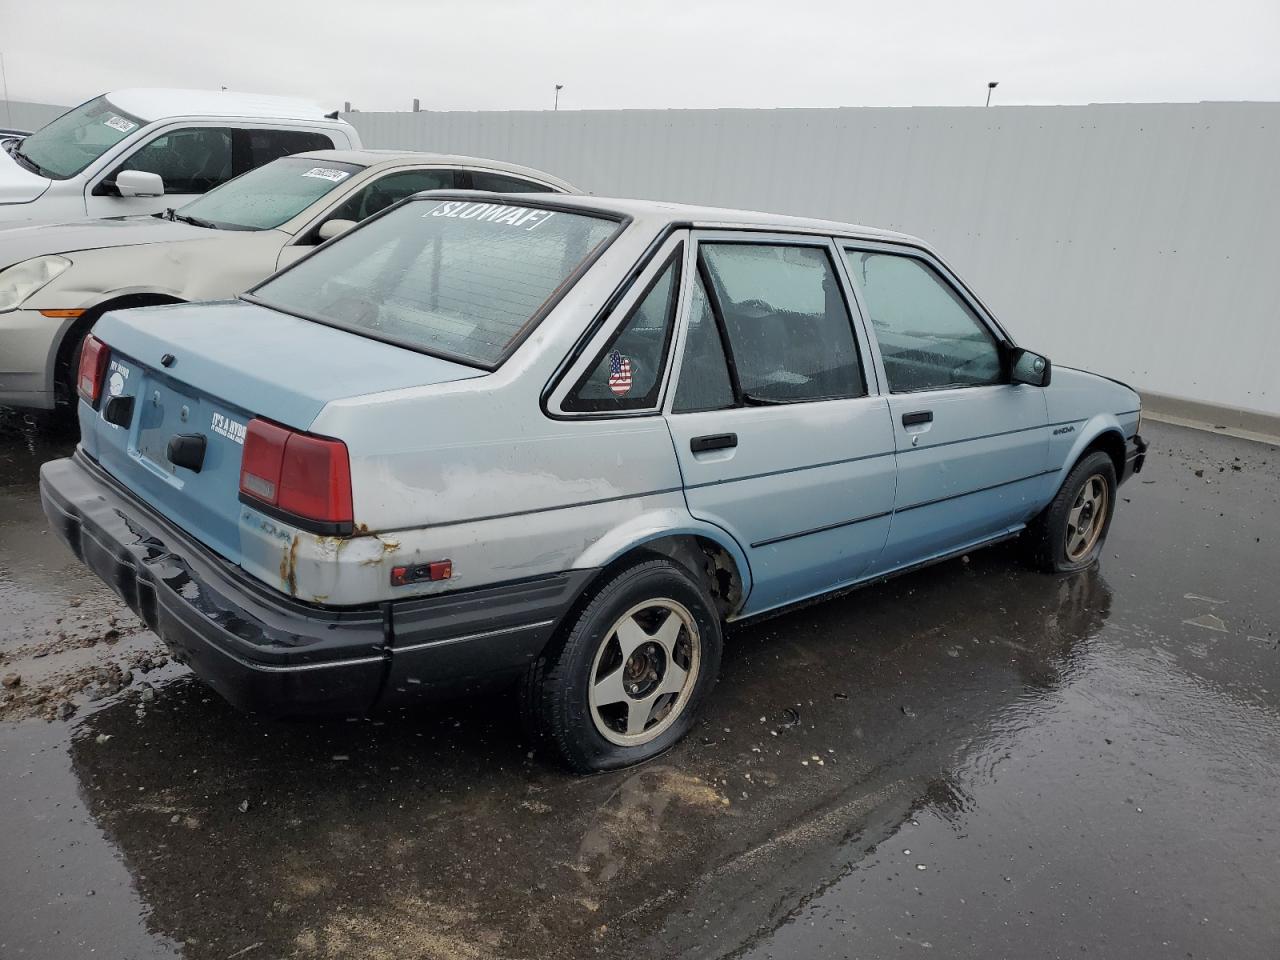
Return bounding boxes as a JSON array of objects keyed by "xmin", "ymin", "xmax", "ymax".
[
  {"xmin": 317, "ymin": 218, "xmax": 357, "ymax": 242},
  {"xmin": 1010, "ymin": 347, "xmax": 1052, "ymax": 387},
  {"xmin": 116, "ymin": 170, "xmax": 165, "ymax": 198}
]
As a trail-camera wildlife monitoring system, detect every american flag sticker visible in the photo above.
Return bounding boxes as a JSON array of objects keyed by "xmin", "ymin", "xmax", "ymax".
[{"xmin": 608, "ymin": 350, "xmax": 633, "ymax": 396}]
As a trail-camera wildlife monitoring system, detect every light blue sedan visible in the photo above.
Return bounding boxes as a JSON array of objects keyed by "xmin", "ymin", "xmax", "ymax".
[{"xmin": 41, "ymin": 193, "xmax": 1146, "ymax": 771}]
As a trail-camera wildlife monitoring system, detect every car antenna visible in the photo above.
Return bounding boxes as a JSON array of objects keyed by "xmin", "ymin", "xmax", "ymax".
[{"xmin": 324, "ymin": 110, "xmax": 340, "ymax": 120}]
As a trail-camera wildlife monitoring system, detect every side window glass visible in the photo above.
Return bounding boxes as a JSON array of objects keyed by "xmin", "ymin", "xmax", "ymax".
[
  {"xmin": 672, "ymin": 273, "xmax": 735, "ymax": 413},
  {"xmin": 565, "ymin": 251, "xmax": 681, "ymax": 412},
  {"xmin": 244, "ymin": 129, "xmax": 334, "ymax": 169},
  {"xmin": 847, "ymin": 251, "xmax": 1002, "ymax": 392},
  {"xmin": 119, "ymin": 127, "xmax": 233, "ymax": 194},
  {"xmin": 699, "ymin": 243, "xmax": 865, "ymax": 403},
  {"xmin": 469, "ymin": 171, "xmax": 556, "ymax": 193},
  {"xmin": 327, "ymin": 169, "xmax": 455, "ymax": 224}
]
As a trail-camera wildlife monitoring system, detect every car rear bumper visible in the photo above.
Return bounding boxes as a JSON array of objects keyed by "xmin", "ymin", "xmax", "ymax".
[
  {"xmin": 1120, "ymin": 433, "xmax": 1148, "ymax": 485},
  {"xmin": 40, "ymin": 451, "xmax": 592, "ymax": 717}
]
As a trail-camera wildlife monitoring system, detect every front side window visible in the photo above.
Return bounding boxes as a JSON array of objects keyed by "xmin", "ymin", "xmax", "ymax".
[
  {"xmin": 700, "ymin": 243, "xmax": 865, "ymax": 403},
  {"xmin": 251, "ymin": 198, "xmax": 620, "ymax": 368},
  {"xmin": 325, "ymin": 168, "xmax": 456, "ymax": 224},
  {"xmin": 118, "ymin": 127, "xmax": 234, "ymax": 194},
  {"xmin": 16, "ymin": 96, "xmax": 146, "ymax": 180},
  {"xmin": 846, "ymin": 250, "xmax": 1002, "ymax": 392},
  {"xmin": 565, "ymin": 250, "xmax": 681, "ymax": 412},
  {"xmin": 178, "ymin": 157, "xmax": 365, "ymax": 230}
]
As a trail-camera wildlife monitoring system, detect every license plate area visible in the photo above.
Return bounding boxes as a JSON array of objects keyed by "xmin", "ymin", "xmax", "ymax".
[{"xmin": 136, "ymin": 377, "xmax": 203, "ymax": 477}]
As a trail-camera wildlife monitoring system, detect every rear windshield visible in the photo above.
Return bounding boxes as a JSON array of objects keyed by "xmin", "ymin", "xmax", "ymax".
[
  {"xmin": 178, "ymin": 156, "xmax": 365, "ymax": 230},
  {"xmin": 250, "ymin": 198, "xmax": 621, "ymax": 367},
  {"xmin": 18, "ymin": 96, "xmax": 146, "ymax": 180}
]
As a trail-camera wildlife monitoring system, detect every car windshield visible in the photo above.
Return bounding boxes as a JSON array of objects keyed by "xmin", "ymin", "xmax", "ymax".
[
  {"xmin": 250, "ymin": 198, "xmax": 621, "ymax": 367},
  {"xmin": 176, "ymin": 156, "xmax": 364, "ymax": 230},
  {"xmin": 16, "ymin": 96, "xmax": 146, "ymax": 180}
]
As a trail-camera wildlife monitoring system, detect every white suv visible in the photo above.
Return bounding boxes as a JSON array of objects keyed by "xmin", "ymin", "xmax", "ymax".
[{"xmin": 0, "ymin": 89, "xmax": 360, "ymax": 226}]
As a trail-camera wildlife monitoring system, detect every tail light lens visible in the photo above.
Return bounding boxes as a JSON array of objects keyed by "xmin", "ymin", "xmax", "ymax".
[
  {"xmin": 239, "ymin": 418, "xmax": 353, "ymax": 534},
  {"xmin": 77, "ymin": 334, "xmax": 111, "ymax": 406}
]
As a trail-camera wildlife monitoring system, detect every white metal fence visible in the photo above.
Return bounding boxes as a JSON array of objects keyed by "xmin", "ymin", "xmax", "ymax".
[
  {"xmin": 0, "ymin": 99, "xmax": 66, "ymax": 132},
  {"xmin": 5, "ymin": 98, "xmax": 1276, "ymax": 417},
  {"xmin": 346, "ymin": 102, "xmax": 1280, "ymax": 419}
]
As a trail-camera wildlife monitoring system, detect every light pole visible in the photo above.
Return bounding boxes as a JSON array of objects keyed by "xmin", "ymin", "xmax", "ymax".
[
  {"xmin": 986, "ymin": 81, "xmax": 999, "ymax": 107},
  {"xmin": 554, "ymin": 84, "xmax": 563, "ymax": 111}
]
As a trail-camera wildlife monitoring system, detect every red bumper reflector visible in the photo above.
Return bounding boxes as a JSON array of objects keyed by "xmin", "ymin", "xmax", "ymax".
[{"xmin": 391, "ymin": 560, "xmax": 452, "ymax": 587}]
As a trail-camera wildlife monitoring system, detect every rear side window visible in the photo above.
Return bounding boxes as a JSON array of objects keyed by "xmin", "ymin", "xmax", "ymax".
[
  {"xmin": 118, "ymin": 127, "xmax": 234, "ymax": 194},
  {"xmin": 469, "ymin": 171, "xmax": 557, "ymax": 193},
  {"xmin": 846, "ymin": 250, "xmax": 1002, "ymax": 392},
  {"xmin": 244, "ymin": 129, "xmax": 335, "ymax": 167},
  {"xmin": 565, "ymin": 250, "xmax": 682, "ymax": 412},
  {"xmin": 699, "ymin": 243, "xmax": 865, "ymax": 403},
  {"xmin": 251, "ymin": 198, "xmax": 620, "ymax": 368}
]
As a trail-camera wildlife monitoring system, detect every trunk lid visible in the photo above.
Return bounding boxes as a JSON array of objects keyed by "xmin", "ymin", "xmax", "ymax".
[{"xmin": 80, "ymin": 299, "xmax": 484, "ymax": 564}]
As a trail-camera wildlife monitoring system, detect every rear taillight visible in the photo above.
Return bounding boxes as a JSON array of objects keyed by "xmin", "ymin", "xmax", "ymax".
[
  {"xmin": 239, "ymin": 418, "xmax": 353, "ymax": 534},
  {"xmin": 77, "ymin": 334, "xmax": 111, "ymax": 406}
]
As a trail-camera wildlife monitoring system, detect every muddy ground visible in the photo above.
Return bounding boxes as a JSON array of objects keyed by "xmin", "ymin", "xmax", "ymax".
[{"xmin": 1, "ymin": 411, "xmax": 1277, "ymax": 959}]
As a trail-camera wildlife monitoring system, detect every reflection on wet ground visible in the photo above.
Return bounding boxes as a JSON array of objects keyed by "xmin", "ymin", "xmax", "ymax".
[{"xmin": 1, "ymin": 413, "xmax": 1278, "ymax": 959}]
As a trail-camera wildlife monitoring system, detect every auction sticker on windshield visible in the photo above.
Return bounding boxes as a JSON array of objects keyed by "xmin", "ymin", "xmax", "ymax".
[
  {"xmin": 424, "ymin": 200, "xmax": 554, "ymax": 230},
  {"xmin": 104, "ymin": 116, "xmax": 137, "ymax": 134},
  {"xmin": 303, "ymin": 168, "xmax": 351, "ymax": 183}
]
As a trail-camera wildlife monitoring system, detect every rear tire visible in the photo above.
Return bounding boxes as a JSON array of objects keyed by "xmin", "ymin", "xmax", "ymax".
[
  {"xmin": 521, "ymin": 559, "xmax": 723, "ymax": 772},
  {"xmin": 1028, "ymin": 451, "xmax": 1117, "ymax": 573}
]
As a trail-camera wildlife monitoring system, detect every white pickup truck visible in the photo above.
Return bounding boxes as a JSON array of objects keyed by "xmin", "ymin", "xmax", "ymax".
[{"xmin": 0, "ymin": 89, "xmax": 360, "ymax": 226}]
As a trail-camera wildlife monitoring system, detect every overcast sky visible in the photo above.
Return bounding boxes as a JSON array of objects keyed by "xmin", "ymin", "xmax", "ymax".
[{"xmin": 3, "ymin": 0, "xmax": 1279, "ymax": 113}]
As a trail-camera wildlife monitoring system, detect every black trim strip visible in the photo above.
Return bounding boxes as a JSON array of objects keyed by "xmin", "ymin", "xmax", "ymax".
[
  {"xmin": 751, "ymin": 510, "xmax": 892, "ymax": 548},
  {"xmin": 896, "ymin": 468, "xmax": 1057, "ymax": 513},
  {"xmin": 374, "ymin": 485, "xmax": 686, "ymax": 534},
  {"xmin": 901, "ymin": 418, "xmax": 1083, "ymax": 453},
  {"xmin": 684, "ymin": 449, "xmax": 895, "ymax": 490},
  {"xmin": 238, "ymin": 492, "xmax": 354, "ymax": 537}
]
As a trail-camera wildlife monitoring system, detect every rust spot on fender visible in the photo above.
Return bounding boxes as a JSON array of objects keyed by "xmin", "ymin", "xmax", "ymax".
[{"xmin": 280, "ymin": 534, "xmax": 300, "ymax": 596}]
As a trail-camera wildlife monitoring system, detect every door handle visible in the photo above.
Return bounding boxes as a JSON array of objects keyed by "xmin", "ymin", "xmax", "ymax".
[
  {"xmin": 902, "ymin": 411, "xmax": 933, "ymax": 427},
  {"xmin": 690, "ymin": 433, "xmax": 738, "ymax": 453}
]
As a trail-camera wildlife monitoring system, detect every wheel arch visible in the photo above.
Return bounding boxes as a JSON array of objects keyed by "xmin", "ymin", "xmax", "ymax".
[
  {"xmin": 53, "ymin": 291, "xmax": 187, "ymax": 403},
  {"xmin": 1052, "ymin": 415, "xmax": 1127, "ymax": 492},
  {"xmin": 571, "ymin": 512, "xmax": 751, "ymax": 622}
]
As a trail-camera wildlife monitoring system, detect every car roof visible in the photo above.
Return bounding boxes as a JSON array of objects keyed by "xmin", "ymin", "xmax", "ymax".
[
  {"xmin": 444, "ymin": 193, "xmax": 920, "ymax": 244},
  {"xmin": 293, "ymin": 149, "xmax": 579, "ymax": 191},
  {"xmin": 105, "ymin": 88, "xmax": 341, "ymax": 124}
]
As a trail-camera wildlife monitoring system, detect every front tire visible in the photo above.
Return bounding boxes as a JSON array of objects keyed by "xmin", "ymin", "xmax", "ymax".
[
  {"xmin": 1029, "ymin": 451, "xmax": 1117, "ymax": 573},
  {"xmin": 522, "ymin": 559, "xmax": 723, "ymax": 772}
]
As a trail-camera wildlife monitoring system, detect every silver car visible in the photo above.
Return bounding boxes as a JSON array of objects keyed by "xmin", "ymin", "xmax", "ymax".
[
  {"xmin": 0, "ymin": 149, "xmax": 574, "ymax": 410},
  {"xmin": 41, "ymin": 193, "xmax": 1146, "ymax": 771}
]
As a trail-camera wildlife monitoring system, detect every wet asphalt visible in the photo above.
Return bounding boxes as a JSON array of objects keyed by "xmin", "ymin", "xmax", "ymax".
[{"xmin": 0, "ymin": 410, "xmax": 1277, "ymax": 960}]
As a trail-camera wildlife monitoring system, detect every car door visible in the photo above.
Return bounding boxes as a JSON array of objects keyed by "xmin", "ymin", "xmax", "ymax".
[
  {"xmin": 663, "ymin": 233, "xmax": 897, "ymax": 617},
  {"xmin": 85, "ymin": 126, "xmax": 336, "ymax": 218},
  {"xmin": 85, "ymin": 125, "xmax": 236, "ymax": 217},
  {"xmin": 841, "ymin": 243, "xmax": 1051, "ymax": 573},
  {"xmin": 276, "ymin": 167, "xmax": 460, "ymax": 269}
]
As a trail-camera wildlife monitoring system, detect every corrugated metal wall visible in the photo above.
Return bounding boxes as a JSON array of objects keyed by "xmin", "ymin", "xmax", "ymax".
[
  {"xmin": 347, "ymin": 102, "xmax": 1280, "ymax": 417},
  {"xmin": 0, "ymin": 99, "xmax": 68, "ymax": 133}
]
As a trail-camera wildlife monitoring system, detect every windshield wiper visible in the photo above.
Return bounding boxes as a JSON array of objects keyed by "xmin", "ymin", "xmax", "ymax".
[
  {"xmin": 10, "ymin": 146, "xmax": 49, "ymax": 178},
  {"xmin": 170, "ymin": 211, "xmax": 216, "ymax": 229}
]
